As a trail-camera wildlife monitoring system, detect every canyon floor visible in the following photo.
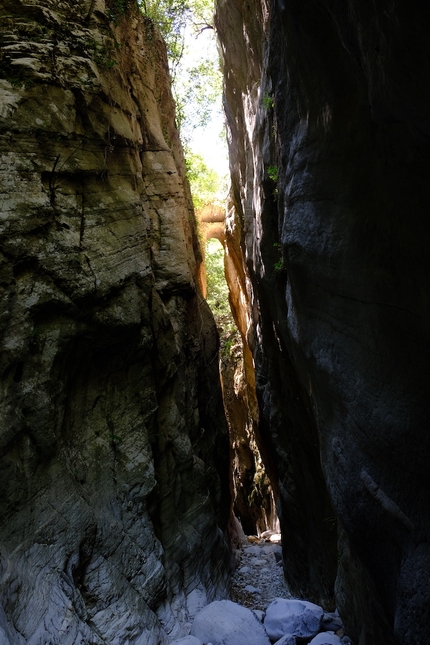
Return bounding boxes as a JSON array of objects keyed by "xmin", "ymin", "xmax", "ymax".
[
  {"xmin": 230, "ymin": 534, "xmax": 350, "ymax": 643},
  {"xmin": 231, "ymin": 533, "xmax": 290, "ymax": 611}
]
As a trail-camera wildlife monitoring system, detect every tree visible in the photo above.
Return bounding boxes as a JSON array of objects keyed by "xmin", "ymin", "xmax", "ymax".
[
  {"xmin": 186, "ymin": 152, "xmax": 225, "ymax": 209},
  {"xmin": 139, "ymin": 0, "xmax": 221, "ymax": 140},
  {"xmin": 139, "ymin": 0, "xmax": 214, "ymax": 75},
  {"xmin": 140, "ymin": 0, "xmax": 191, "ymax": 73}
]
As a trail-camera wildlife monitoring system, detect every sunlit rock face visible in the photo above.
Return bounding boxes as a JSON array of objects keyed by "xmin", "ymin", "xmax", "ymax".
[
  {"xmin": 216, "ymin": 0, "xmax": 430, "ymax": 643},
  {"xmin": 197, "ymin": 203, "xmax": 276, "ymax": 536},
  {"xmin": 0, "ymin": 1, "xmax": 231, "ymax": 643},
  {"xmin": 222, "ymin": 199, "xmax": 278, "ymax": 537}
]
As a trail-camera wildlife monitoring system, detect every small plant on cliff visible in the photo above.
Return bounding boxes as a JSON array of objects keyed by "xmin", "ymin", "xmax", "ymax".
[
  {"xmin": 262, "ymin": 92, "xmax": 274, "ymax": 110},
  {"xmin": 273, "ymin": 242, "xmax": 286, "ymax": 274},
  {"xmin": 267, "ymin": 165, "xmax": 278, "ymax": 182},
  {"xmin": 88, "ymin": 39, "xmax": 119, "ymax": 68},
  {"xmin": 106, "ymin": 0, "xmax": 137, "ymax": 20},
  {"xmin": 267, "ymin": 165, "xmax": 279, "ymax": 202},
  {"xmin": 273, "ymin": 258, "xmax": 285, "ymax": 273}
]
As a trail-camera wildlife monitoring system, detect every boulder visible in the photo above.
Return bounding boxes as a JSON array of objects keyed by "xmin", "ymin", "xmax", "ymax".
[
  {"xmin": 191, "ymin": 600, "xmax": 271, "ymax": 645},
  {"xmin": 308, "ymin": 633, "xmax": 342, "ymax": 645},
  {"xmin": 273, "ymin": 635, "xmax": 297, "ymax": 645},
  {"xmin": 321, "ymin": 612, "xmax": 343, "ymax": 633},
  {"xmin": 264, "ymin": 599, "xmax": 323, "ymax": 641},
  {"xmin": 170, "ymin": 637, "xmax": 203, "ymax": 645}
]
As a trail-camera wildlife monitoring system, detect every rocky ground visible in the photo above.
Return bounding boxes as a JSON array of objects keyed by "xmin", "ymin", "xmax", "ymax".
[
  {"xmin": 227, "ymin": 531, "xmax": 351, "ymax": 644},
  {"xmin": 231, "ymin": 532, "xmax": 290, "ymax": 612},
  {"xmin": 171, "ymin": 531, "xmax": 353, "ymax": 645}
]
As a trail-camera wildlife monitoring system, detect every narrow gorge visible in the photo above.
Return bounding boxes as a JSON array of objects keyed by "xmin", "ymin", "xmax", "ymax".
[{"xmin": 1, "ymin": 1, "xmax": 429, "ymax": 645}]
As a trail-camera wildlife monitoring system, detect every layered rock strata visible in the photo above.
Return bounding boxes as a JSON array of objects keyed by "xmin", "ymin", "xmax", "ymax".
[
  {"xmin": 0, "ymin": 1, "xmax": 231, "ymax": 643},
  {"xmin": 215, "ymin": 0, "xmax": 430, "ymax": 643}
]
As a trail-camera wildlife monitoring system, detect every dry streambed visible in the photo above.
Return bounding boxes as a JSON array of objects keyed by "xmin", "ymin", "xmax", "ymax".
[
  {"xmin": 231, "ymin": 535, "xmax": 289, "ymax": 611},
  {"xmin": 171, "ymin": 536, "xmax": 352, "ymax": 645}
]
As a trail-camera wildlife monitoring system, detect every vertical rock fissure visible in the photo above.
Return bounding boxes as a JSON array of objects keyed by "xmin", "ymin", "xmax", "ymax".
[{"xmin": 199, "ymin": 221, "xmax": 278, "ymax": 538}]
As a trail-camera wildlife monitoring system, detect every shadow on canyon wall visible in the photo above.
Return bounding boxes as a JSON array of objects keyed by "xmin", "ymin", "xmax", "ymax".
[{"xmin": 215, "ymin": 0, "xmax": 430, "ymax": 643}]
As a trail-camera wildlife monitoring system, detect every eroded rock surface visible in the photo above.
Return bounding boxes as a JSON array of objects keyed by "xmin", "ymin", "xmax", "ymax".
[
  {"xmin": 221, "ymin": 196, "xmax": 277, "ymax": 537},
  {"xmin": 0, "ymin": 1, "xmax": 230, "ymax": 643},
  {"xmin": 216, "ymin": 0, "xmax": 430, "ymax": 643}
]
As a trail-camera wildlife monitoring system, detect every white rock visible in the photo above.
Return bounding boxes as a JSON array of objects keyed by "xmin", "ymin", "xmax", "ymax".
[
  {"xmin": 251, "ymin": 558, "xmax": 266, "ymax": 566},
  {"xmin": 264, "ymin": 599, "xmax": 323, "ymax": 641},
  {"xmin": 187, "ymin": 588, "xmax": 207, "ymax": 619},
  {"xmin": 244, "ymin": 546, "xmax": 262, "ymax": 555},
  {"xmin": 191, "ymin": 600, "xmax": 271, "ymax": 645},
  {"xmin": 239, "ymin": 566, "xmax": 251, "ymax": 574},
  {"xmin": 244, "ymin": 585, "xmax": 261, "ymax": 593},
  {"xmin": 269, "ymin": 534, "xmax": 282, "ymax": 543},
  {"xmin": 170, "ymin": 637, "xmax": 203, "ymax": 645},
  {"xmin": 262, "ymin": 545, "xmax": 280, "ymax": 555},
  {"xmin": 308, "ymin": 633, "xmax": 342, "ymax": 645},
  {"xmin": 273, "ymin": 636, "xmax": 297, "ymax": 645}
]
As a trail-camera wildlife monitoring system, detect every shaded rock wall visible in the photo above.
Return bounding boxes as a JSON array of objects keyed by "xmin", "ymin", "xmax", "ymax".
[
  {"xmin": 0, "ymin": 1, "xmax": 231, "ymax": 643},
  {"xmin": 216, "ymin": 0, "xmax": 430, "ymax": 643}
]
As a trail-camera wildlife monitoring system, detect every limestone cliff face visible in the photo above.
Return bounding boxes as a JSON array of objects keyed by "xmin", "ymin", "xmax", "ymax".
[
  {"xmin": 216, "ymin": 0, "xmax": 430, "ymax": 643},
  {"xmin": 0, "ymin": 1, "xmax": 231, "ymax": 643}
]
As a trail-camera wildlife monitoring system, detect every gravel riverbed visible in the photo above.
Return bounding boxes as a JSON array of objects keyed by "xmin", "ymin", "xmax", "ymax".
[{"xmin": 231, "ymin": 533, "xmax": 291, "ymax": 612}]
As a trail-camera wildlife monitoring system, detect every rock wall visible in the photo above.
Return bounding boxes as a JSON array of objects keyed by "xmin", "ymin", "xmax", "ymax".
[
  {"xmin": 223, "ymin": 199, "xmax": 277, "ymax": 537},
  {"xmin": 215, "ymin": 0, "xmax": 430, "ymax": 643},
  {"xmin": 0, "ymin": 1, "xmax": 231, "ymax": 643}
]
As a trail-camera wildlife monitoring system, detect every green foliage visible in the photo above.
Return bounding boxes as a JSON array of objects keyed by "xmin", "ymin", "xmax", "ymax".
[
  {"xmin": 267, "ymin": 165, "xmax": 278, "ymax": 182},
  {"xmin": 273, "ymin": 258, "xmax": 285, "ymax": 272},
  {"xmin": 273, "ymin": 242, "xmax": 286, "ymax": 274},
  {"xmin": 88, "ymin": 39, "xmax": 120, "ymax": 68},
  {"xmin": 205, "ymin": 239, "xmax": 238, "ymax": 350},
  {"xmin": 139, "ymin": 0, "xmax": 226, "ymax": 215},
  {"xmin": 1, "ymin": 59, "xmax": 34, "ymax": 89},
  {"xmin": 186, "ymin": 152, "xmax": 224, "ymax": 209},
  {"xmin": 139, "ymin": 0, "xmax": 221, "ymax": 145},
  {"xmin": 262, "ymin": 92, "xmax": 274, "ymax": 110},
  {"xmin": 205, "ymin": 240, "xmax": 230, "ymax": 319},
  {"xmin": 140, "ymin": 0, "xmax": 213, "ymax": 71},
  {"xmin": 106, "ymin": 0, "xmax": 136, "ymax": 20},
  {"xmin": 140, "ymin": 0, "xmax": 191, "ymax": 71},
  {"xmin": 222, "ymin": 337, "xmax": 234, "ymax": 356},
  {"xmin": 175, "ymin": 56, "xmax": 222, "ymax": 136}
]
